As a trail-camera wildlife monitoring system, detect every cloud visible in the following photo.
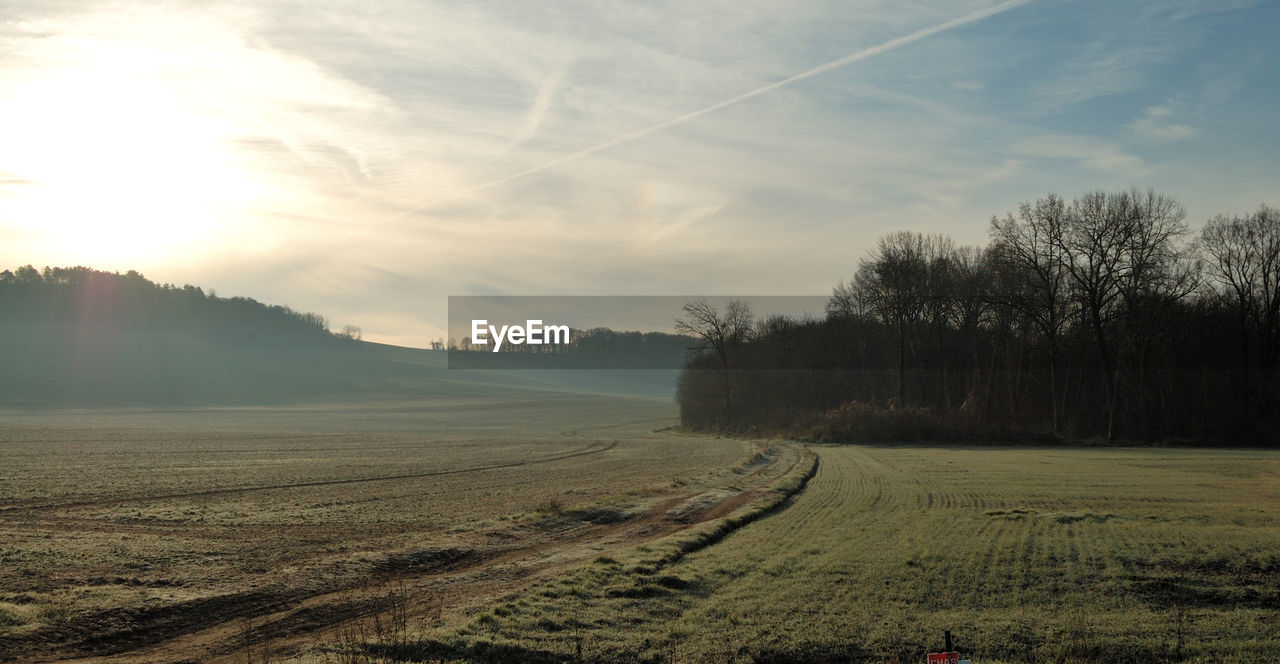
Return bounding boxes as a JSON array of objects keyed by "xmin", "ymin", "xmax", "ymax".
[
  {"xmin": 641, "ymin": 201, "xmax": 725, "ymax": 246},
  {"xmin": 0, "ymin": 171, "xmax": 36, "ymax": 189},
  {"xmin": 1009, "ymin": 135, "xmax": 1146, "ymax": 175},
  {"xmin": 377, "ymin": 0, "xmax": 1033, "ymax": 226},
  {"xmin": 1022, "ymin": 2, "xmax": 1263, "ymax": 113},
  {"xmin": 1129, "ymin": 105, "xmax": 1196, "ymax": 143},
  {"xmin": 1032, "ymin": 42, "xmax": 1180, "ymax": 112},
  {"xmin": 498, "ymin": 60, "xmax": 571, "ymax": 154},
  {"xmin": 1, "ymin": 0, "xmax": 1276, "ymax": 346}
]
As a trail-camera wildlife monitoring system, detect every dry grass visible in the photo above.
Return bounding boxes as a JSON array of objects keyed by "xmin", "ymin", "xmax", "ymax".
[
  {"xmin": 0, "ymin": 394, "xmax": 748, "ymax": 661},
  {"xmin": 5, "ymin": 397, "xmax": 1277, "ymax": 663}
]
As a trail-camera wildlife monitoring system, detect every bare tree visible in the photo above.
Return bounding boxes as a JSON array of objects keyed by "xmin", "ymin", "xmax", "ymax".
[
  {"xmin": 990, "ymin": 194, "xmax": 1072, "ymax": 432},
  {"xmin": 851, "ymin": 231, "xmax": 951, "ymax": 405},
  {"xmin": 922, "ymin": 235, "xmax": 958, "ymax": 408},
  {"xmin": 1199, "ymin": 204, "xmax": 1280, "ymax": 409},
  {"xmin": 949, "ymin": 245, "xmax": 994, "ymax": 415},
  {"xmin": 827, "ymin": 278, "xmax": 870, "ymax": 320},
  {"xmin": 668, "ymin": 195, "xmax": 1274, "ymax": 445},
  {"xmin": 1055, "ymin": 188, "xmax": 1188, "ymax": 441},
  {"xmin": 676, "ymin": 298, "xmax": 753, "ymax": 427},
  {"xmin": 1118, "ymin": 193, "xmax": 1199, "ymax": 439}
]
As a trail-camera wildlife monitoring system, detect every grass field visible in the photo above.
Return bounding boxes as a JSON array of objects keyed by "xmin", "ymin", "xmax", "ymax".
[
  {"xmin": 0, "ymin": 393, "xmax": 763, "ymax": 662},
  {"xmin": 324, "ymin": 445, "xmax": 1279, "ymax": 664},
  {"xmin": 2, "ymin": 397, "xmax": 1277, "ymax": 663}
]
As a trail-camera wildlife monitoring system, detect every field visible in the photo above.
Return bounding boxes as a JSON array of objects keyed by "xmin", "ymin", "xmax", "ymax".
[
  {"xmin": 384, "ymin": 444, "xmax": 1278, "ymax": 664},
  {"xmin": 0, "ymin": 392, "xmax": 782, "ymax": 662},
  {"xmin": 2, "ymin": 397, "xmax": 1278, "ymax": 663}
]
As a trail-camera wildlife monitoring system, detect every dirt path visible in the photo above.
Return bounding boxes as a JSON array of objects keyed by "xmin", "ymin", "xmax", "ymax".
[{"xmin": 18, "ymin": 442, "xmax": 808, "ymax": 664}]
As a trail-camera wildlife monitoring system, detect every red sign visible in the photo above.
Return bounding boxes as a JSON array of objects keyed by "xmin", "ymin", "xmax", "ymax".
[{"xmin": 927, "ymin": 653, "xmax": 959, "ymax": 664}]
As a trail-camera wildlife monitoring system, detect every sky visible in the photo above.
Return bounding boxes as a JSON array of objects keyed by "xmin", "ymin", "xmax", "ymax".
[{"xmin": 1, "ymin": 0, "xmax": 1277, "ymax": 347}]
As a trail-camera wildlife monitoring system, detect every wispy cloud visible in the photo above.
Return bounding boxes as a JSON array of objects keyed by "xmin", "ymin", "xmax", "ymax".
[
  {"xmin": 1031, "ymin": 42, "xmax": 1181, "ymax": 112},
  {"xmin": 381, "ymin": 0, "xmax": 1033, "ymax": 224},
  {"xmin": 0, "ymin": 171, "xmax": 36, "ymax": 188},
  {"xmin": 1023, "ymin": 3, "xmax": 1242, "ymax": 113},
  {"xmin": 0, "ymin": 0, "xmax": 1275, "ymax": 345},
  {"xmin": 1129, "ymin": 105, "xmax": 1195, "ymax": 143},
  {"xmin": 498, "ymin": 60, "xmax": 571, "ymax": 154},
  {"xmin": 1009, "ymin": 135, "xmax": 1146, "ymax": 176}
]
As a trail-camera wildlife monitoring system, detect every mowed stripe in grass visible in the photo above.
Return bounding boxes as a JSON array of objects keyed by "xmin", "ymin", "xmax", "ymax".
[{"xmin": 402, "ymin": 446, "xmax": 1279, "ymax": 664}]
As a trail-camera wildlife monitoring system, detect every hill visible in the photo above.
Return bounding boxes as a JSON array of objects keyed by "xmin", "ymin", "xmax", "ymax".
[{"xmin": 0, "ymin": 266, "xmax": 675, "ymax": 406}]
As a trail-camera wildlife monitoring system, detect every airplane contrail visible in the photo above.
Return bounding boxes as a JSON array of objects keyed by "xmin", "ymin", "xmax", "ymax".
[{"xmin": 381, "ymin": 0, "xmax": 1030, "ymax": 226}]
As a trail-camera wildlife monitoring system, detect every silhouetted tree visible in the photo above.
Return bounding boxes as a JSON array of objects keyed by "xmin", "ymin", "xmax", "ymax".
[
  {"xmin": 1199, "ymin": 204, "xmax": 1280, "ymax": 421},
  {"xmin": 852, "ymin": 232, "xmax": 951, "ymax": 405},
  {"xmin": 990, "ymin": 194, "xmax": 1072, "ymax": 431},
  {"xmin": 676, "ymin": 298, "xmax": 753, "ymax": 427},
  {"xmin": 1055, "ymin": 188, "xmax": 1188, "ymax": 441},
  {"xmin": 676, "ymin": 190, "xmax": 1273, "ymax": 446}
]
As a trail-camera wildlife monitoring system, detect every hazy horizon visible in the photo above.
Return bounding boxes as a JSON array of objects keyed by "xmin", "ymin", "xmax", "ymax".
[{"xmin": 1, "ymin": 0, "xmax": 1277, "ymax": 347}]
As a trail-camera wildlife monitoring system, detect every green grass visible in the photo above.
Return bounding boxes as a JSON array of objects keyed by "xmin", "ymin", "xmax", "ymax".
[{"xmin": 390, "ymin": 445, "xmax": 1279, "ymax": 663}]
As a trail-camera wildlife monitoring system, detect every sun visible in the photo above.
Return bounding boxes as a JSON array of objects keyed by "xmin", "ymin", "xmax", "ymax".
[{"xmin": 0, "ymin": 49, "xmax": 259, "ymax": 267}]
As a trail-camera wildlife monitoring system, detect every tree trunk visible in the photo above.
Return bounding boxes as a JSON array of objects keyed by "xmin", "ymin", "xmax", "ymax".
[
  {"xmin": 896, "ymin": 317, "xmax": 906, "ymax": 406},
  {"xmin": 1049, "ymin": 345, "xmax": 1060, "ymax": 434},
  {"xmin": 1087, "ymin": 304, "xmax": 1117, "ymax": 443}
]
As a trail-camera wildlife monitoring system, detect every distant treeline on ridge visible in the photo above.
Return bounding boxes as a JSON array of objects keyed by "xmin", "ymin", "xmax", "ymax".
[
  {"xmin": 677, "ymin": 189, "xmax": 1279, "ymax": 447},
  {"xmin": 0, "ymin": 265, "xmax": 354, "ymax": 346},
  {"xmin": 447, "ymin": 327, "xmax": 693, "ymax": 369}
]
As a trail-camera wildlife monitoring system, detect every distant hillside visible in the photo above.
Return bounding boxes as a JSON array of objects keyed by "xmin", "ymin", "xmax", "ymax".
[
  {"xmin": 0, "ymin": 265, "xmax": 675, "ymax": 406},
  {"xmin": 0, "ymin": 265, "xmax": 345, "ymax": 347}
]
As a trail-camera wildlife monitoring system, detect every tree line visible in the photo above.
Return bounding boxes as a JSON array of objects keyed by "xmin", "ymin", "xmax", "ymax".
[
  {"xmin": 0, "ymin": 265, "xmax": 354, "ymax": 346},
  {"xmin": 448, "ymin": 327, "xmax": 691, "ymax": 369},
  {"xmin": 677, "ymin": 188, "xmax": 1279, "ymax": 446}
]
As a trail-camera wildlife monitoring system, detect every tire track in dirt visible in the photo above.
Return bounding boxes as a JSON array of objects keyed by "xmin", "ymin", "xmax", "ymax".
[
  {"xmin": 0, "ymin": 440, "xmax": 617, "ymax": 515},
  {"xmin": 14, "ymin": 443, "xmax": 810, "ymax": 664},
  {"xmin": 190, "ymin": 446, "xmax": 809, "ymax": 664}
]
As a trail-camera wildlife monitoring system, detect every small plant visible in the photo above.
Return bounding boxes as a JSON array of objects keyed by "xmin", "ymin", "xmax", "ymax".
[
  {"xmin": 1172, "ymin": 605, "xmax": 1195, "ymax": 658},
  {"xmin": 237, "ymin": 615, "xmax": 276, "ymax": 664},
  {"xmin": 320, "ymin": 582, "xmax": 415, "ymax": 664},
  {"xmin": 37, "ymin": 596, "xmax": 73, "ymax": 625},
  {"xmin": 535, "ymin": 498, "xmax": 565, "ymax": 515}
]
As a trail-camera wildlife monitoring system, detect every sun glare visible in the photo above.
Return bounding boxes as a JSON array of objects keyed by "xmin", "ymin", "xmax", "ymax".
[{"xmin": 0, "ymin": 26, "xmax": 260, "ymax": 267}]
